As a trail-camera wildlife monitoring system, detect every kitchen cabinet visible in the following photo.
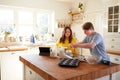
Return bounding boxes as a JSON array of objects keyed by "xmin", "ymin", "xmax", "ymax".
[
  {"xmin": 20, "ymin": 54, "xmax": 120, "ymax": 80},
  {"xmin": 104, "ymin": 33, "xmax": 120, "ymax": 51},
  {"xmin": 104, "ymin": 1, "xmax": 120, "ymax": 51},
  {"xmin": 109, "ymin": 54, "xmax": 120, "ymax": 80},
  {"xmin": 108, "ymin": 5, "xmax": 119, "ymax": 32},
  {"xmin": 0, "ymin": 52, "xmax": 3, "ymax": 80},
  {"xmin": 106, "ymin": 0, "xmax": 120, "ymax": 32},
  {"xmin": 1, "ymin": 51, "xmax": 27, "ymax": 80},
  {"xmin": 24, "ymin": 65, "xmax": 44, "ymax": 80},
  {"xmin": 24, "ymin": 65, "xmax": 37, "ymax": 80},
  {"xmin": 24, "ymin": 47, "xmax": 46, "ymax": 80},
  {"xmin": 0, "ymin": 47, "xmax": 39, "ymax": 80},
  {"xmin": 25, "ymin": 65, "xmax": 110, "ymax": 80}
]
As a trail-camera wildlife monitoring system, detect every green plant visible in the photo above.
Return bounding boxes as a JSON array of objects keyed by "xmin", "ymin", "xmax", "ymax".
[
  {"xmin": 78, "ymin": 2, "xmax": 83, "ymax": 10},
  {"xmin": 5, "ymin": 31, "xmax": 11, "ymax": 36}
]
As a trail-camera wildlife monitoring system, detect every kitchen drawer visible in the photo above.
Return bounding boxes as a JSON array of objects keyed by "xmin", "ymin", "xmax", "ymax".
[
  {"xmin": 105, "ymin": 33, "xmax": 120, "ymax": 38},
  {"xmin": 109, "ymin": 54, "xmax": 120, "ymax": 64},
  {"xmin": 104, "ymin": 34, "xmax": 120, "ymax": 51},
  {"xmin": 106, "ymin": 44, "xmax": 120, "ymax": 51},
  {"xmin": 110, "ymin": 38, "xmax": 120, "ymax": 43},
  {"xmin": 105, "ymin": 38, "xmax": 120, "ymax": 44}
]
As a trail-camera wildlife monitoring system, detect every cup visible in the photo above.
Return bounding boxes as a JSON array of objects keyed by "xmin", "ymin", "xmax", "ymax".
[
  {"xmin": 50, "ymin": 46, "xmax": 58, "ymax": 58},
  {"xmin": 65, "ymin": 50, "xmax": 73, "ymax": 57},
  {"xmin": 57, "ymin": 47, "xmax": 66, "ymax": 58}
]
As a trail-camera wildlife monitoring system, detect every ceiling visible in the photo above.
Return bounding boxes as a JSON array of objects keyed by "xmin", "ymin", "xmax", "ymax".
[
  {"xmin": 56, "ymin": 0, "xmax": 76, "ymax": 3},
  {"xmin": 56, "ymin": 0, "xmax": 113, "ymax": 3}
]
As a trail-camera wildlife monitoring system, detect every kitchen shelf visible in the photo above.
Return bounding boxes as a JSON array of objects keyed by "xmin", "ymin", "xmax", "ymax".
[
  {"xmin": 68, "ymin": 11, "xmax": 84, "ymax": 23},
  {"xmin": 68, "ymin": 11, "xmax": 83, "ymax": 15}
]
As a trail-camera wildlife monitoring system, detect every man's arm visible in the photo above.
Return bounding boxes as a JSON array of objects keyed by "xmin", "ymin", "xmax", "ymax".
[{"xmin": 70, "ymin": 42, "xmax": 96, "ymax": 49}]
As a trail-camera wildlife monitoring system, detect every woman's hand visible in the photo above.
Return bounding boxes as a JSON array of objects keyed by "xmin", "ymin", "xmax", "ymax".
[{"xmin": 70, "ymin": 43, "xmax": 78, "ymax": 48}]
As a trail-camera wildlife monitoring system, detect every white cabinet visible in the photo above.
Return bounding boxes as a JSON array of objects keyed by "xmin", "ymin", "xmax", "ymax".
[
  {"xmin": 104, "ymin": 0, "xmax": 120, "ymax": 51},
  {"xmin": 109, "ymin": 54, "xmax": 120, "ymax": 80},
  {"xmin": 95, "ymin": 53, "xmax": 120, "ymax": 80},
  {"xmin": 109, "ymin": 54, "xmax": 120, "ymax": 64},
  {"xmin": 24, "ymin": 65, "xmax": 44, "ymax": 80},
  {"xmin": 24, "ymin": 65, "xmax": 37, "ymax": 80},
  {"xmin": 108, "ymin": 5, "xmax": 119, "ymax": 32},
  {"xmin": 104, "ymin": 33, "xmax": 120, "ymax": 51},
  {"xmin": 0, "ymin": 47, "xmax": 39, "ymax": 80},
  {"xmin": 0, "ymin": 52, "xmax": 4, "ymax": 80},
  {"xmin": 106, "ymin": 0, "xmax": 120, "ymax": 32},
  {"xmin": 1, "ymin": 51, "xmax": 28, "ymax": 80}
]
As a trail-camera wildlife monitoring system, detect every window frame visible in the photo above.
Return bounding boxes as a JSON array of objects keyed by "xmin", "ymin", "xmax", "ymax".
[{"xmin": 0, "ymin": 5, "xmax": 55, "ymax": 42}]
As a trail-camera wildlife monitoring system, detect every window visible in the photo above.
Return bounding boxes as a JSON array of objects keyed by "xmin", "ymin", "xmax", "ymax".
[
  {"xmin": 108, "ymin": 5, "xmax": 119, "ymax": 32},
  {"xmin": 0, "ymin": 9, "xmax": 14, "ymax": 35},
  {"xmin": 17, "ymin": 10, "xmax": 34, "ymax": 36},
  {"xmin": 36, "ymin": 13, "xmax": 49, "ymax": 35},
  {"xmin": 0, "ymin": 6, "xmax": 54, "ymax": 42}
]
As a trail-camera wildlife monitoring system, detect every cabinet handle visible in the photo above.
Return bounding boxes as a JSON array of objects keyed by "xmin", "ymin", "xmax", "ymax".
[
  {"xmin": 29, "ymin": 71, "xmax": 32, "ymax": 74},
  {"xmin": 111, "ymin": 46, "xmax": 114, "ymax": 48},
  {"xmin": 115, "ymin": 58, "xmax": 119, "ymax": 61},
  {"xmin": 112, "ymin": 39, "xmax": 114, "ymax": 41},
  {"xmin": 11, "ymin": 53, "xmax": 15, "ymax": 55}
]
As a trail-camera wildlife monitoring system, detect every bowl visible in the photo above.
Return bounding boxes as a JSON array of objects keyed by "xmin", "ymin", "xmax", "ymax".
[{"xmin": 85, "ymin": 56, "xmax": 98, "ymax": 64}]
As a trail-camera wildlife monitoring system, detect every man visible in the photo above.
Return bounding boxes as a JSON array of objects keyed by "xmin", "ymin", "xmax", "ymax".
[{"xmin": 70, "ymin": 22, "xmax": 111, "ymax": 65}]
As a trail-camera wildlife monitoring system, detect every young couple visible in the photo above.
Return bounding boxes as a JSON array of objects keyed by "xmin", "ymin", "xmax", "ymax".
[{"xmin": 56, "ymin": 22, "xmax": 111, "ymax": 65}]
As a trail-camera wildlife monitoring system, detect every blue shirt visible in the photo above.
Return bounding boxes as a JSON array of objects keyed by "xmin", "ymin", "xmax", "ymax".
[{"xmin": 83, "ymin": 32, "xmax": 110, "ymax": 62}]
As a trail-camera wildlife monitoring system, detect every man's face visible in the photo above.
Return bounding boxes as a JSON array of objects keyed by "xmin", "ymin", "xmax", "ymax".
[{"xmin": 84, "ymin": 29, "xmax": 92, "ymax": 36}]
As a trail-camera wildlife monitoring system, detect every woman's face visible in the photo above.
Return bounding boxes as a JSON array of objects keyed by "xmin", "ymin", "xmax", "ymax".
[
  {"xmin": 84, "ymin": 29, "xmax": 92, "ymax": 36},
  {"xmin": 65, "ymin": 29, "xmax": 71, "ymax": 38}
]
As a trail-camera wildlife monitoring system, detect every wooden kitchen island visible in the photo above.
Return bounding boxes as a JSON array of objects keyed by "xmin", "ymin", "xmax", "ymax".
[{"xmin": 19, "ymin": 54, "xmax": 120, "ymax": 80}]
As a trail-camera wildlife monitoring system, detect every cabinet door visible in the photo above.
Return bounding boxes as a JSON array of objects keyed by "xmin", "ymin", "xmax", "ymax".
[
  {"xmin": 0, "ymin": 52, "xmax": 4, "ymax": 80},
  {"xmin": 24, "ymin": 66, "xmax": 37, "ymax": 80},
  {"xmin": 104, "ymin": 33, "xmax": 120, "ymax": 51},
  {"xmin": 24, "ymin": 65, "xmax": 45, "ymax": 80},
  {"xmin": 109, "ymin": 54, "xmax": 120, "ymax": 64},
  {"xmin": 36, "ymin": 73, "xmax": 45, "ymax": 80},
  {"xmin": 1, "ymin": 51, "xmax": 25, "ymax": 80},
  {"xmin": 108, "ymin": 5, "xmax": 119, "ymax": 32}
]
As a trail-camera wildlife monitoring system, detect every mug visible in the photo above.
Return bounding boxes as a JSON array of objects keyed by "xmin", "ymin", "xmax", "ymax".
[
  {"xmin": 65, "ymin": 50, "xmax": 73, "ymax": 57},
  {"xmin": 50, "ymin": 46, "xmax": 58, "ymax": 58},
  {"xmin": 57, "ymin": 47, "xmax": 66, "ymax": 58}
]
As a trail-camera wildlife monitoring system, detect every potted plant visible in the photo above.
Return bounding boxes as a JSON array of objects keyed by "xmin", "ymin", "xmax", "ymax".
[
  {"xmin": 4, "ymin": 31, "xmax": 11, "ymax": 42},
  {"xmin": 78, "ymin": 2, "xmax": 84, "ymax": 11}
]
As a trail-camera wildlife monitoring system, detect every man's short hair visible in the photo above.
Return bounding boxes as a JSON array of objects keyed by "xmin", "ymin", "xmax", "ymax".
[{"xmin": 82, "ymin": 22, "xmax": 94, "ymax": 30}]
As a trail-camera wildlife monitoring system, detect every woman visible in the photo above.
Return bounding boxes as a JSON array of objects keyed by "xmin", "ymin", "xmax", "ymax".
[
  {"xmin": 70, "ymin": 22, "xmax": 111, "ymax": 65},
  {"xmin": 56, "ymin": 27, "xmax": 78, "ymax": 56}
]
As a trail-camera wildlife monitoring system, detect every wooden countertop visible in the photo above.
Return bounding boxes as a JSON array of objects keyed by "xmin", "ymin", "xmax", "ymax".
[
  {"xmin": 20, "ymin": 54, "xmax": 120, "ymax": 80},
  {"xmin": 0, "ymin": 46, "xmax": 28, "ymax": 52},
  {"xmin": 107, "ymin": 50, "xmax": 120, "ymax": 55}
]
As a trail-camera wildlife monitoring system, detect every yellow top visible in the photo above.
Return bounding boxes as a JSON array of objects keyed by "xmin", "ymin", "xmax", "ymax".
[{"xmin": 56, "ymin": 37, "xmax": 78, "ymax": 55}]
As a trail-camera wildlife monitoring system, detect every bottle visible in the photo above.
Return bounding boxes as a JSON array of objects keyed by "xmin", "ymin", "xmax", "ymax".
[{"xmin": 30, "ymin": 34, "xmax": 35, "ymax": 43}]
